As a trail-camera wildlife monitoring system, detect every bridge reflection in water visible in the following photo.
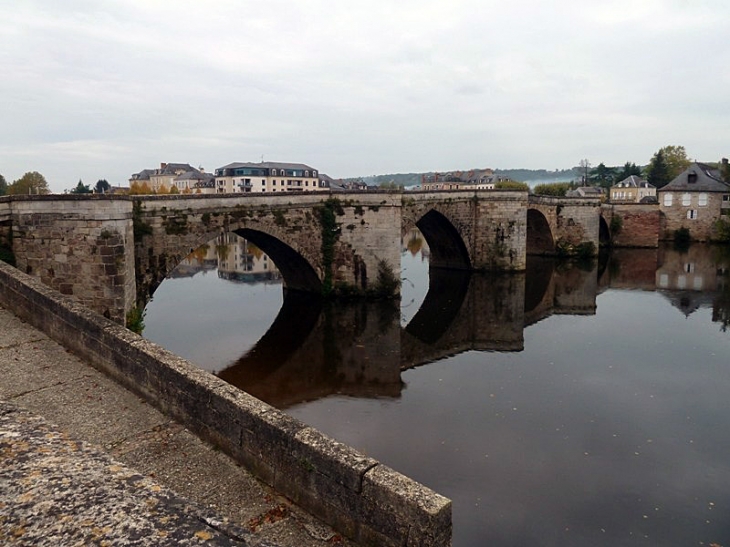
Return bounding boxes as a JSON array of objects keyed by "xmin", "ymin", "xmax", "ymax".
[
  {"xmin": 217, "ymin": 253, "xmax": 606, "ymax": 408},
  {"xmin": 144, "ymin": 238, "xmax": 730, "ymax": 547}
]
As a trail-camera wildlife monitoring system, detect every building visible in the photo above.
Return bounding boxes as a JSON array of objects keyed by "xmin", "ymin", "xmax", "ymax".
[
  {"xmin": 421, "ymin": 169, "xmax": 506, "ymax": 191},
  {"xmin": 173, "ymin": 170, "xmax": 216, "ymax": 194},
  {"xmin": 657, "ymin": 163, "xmax": 730, "ymax": 241},
  {"xmin": 610, "ymin": 175, "xmax": 656, "ymax": 203},
  {"xmin": 216, "ymin": 233, "xmax": 281, "ymax": 282},
  {"xmin": 213, "ymin": 162, "xmax": 322, "ymax": 194},
  {"xmin": 129, "ymin": 163, "xmax": 213, "ymax": 194},
  {"xmin": 567, "ymin": 186, "xmax": 605, "ymax": 198}
]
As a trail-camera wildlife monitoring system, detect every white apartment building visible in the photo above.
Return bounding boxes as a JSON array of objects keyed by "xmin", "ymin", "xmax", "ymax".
[{"xmin": 214, "ymin": 161, "xmax": 325, "ymax": 194}]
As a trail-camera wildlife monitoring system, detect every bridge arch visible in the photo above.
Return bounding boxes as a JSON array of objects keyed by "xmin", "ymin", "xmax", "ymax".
[
  {"xmin": 526, "ymin": 209, "xmax": 555, "ymax": 255},
  {"xmin": 232, "ymin": 228, "xmax": 322, "ymax": 292},
  {"xmin": 414, "ymin": 209, "xmax": 471, "ymax": 270},
  {"xmin": 599, "ymin": 215, "xmax": 611, "ymax": 247}
]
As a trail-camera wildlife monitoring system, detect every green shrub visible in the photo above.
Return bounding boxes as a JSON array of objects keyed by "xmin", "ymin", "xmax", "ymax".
[
  {"xmin": 533, "ymin": 182, "xmax": 572, "ymax": 197},
  {"xmin": 495, "ymin": 180, "xmax": 529, "ymax": 191}
]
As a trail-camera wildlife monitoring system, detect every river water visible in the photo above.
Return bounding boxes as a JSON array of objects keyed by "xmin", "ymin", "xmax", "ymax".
[{"xmin": 144, "ymin": 235, "xmax": 730, "ymax": 547}]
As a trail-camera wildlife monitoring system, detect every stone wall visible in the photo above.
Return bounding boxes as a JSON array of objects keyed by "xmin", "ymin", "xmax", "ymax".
[
  {"xmin": 6, "ymin": 196, "xmax": 135, "ymax": 323},
  {"xmin": 659, "ymin": 191, "xmax": 725, "ymax": 241},
  {"xmin": 0, "ymin": 259, "xmax": 452, "ymax": 547},
  {"xmin": 603, "ymin": 203, "xmax": 661, "ymax": 248}
]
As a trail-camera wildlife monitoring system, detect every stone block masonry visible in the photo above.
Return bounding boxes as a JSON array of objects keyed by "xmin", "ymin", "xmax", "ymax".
[
  {"xmin": 605, "ymin": 203, "xmax": 661, "ymax": 248},
  {"xmin": 4, "ymin": 195, "xmax": 136, "ymax": 323},
  {"xmin": 0, "ymin": 259, "xmax": 452, "ymax": 547}
]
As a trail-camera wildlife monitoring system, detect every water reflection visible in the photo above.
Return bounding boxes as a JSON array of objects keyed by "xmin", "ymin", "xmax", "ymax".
[{"xmin": 219, "ymin": 295, "xmax": 403, "ymax": 408}]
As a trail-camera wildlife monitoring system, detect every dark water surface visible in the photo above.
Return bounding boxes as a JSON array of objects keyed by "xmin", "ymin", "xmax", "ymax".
[{"xmin": 144, "ymin": 241, "xmax": 730, "ymax": 547}]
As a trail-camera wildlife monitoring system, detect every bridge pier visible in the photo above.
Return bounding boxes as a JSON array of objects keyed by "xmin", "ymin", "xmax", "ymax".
[{"xmin": 527, "ymin": 196, "xmax": 601, "ymax": 256}]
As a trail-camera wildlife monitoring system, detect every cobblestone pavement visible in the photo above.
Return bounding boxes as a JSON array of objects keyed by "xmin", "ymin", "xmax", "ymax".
[{"xmin": 0, "ymin": 305, "xmax": 353, "ymax": 547}]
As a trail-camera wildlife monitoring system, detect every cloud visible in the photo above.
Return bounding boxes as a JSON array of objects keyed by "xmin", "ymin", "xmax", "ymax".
[{"xmin": 1, "ymin": 0, "xmax": 729, "ymax": 191}]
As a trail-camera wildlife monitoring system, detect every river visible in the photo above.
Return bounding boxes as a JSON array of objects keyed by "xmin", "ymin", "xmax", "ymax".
[{"xmin": 144, "ymin": 234, "xmax": 730, "ymax": 546}]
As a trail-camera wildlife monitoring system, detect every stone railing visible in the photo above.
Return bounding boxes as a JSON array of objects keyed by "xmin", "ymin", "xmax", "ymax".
[{"xmin": 0, "ymin": 260, "xmax": 451, "ymax": 546}]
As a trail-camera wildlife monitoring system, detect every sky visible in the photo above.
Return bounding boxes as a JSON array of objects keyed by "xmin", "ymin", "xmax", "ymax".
[{"xmin": 1, "ymin": 0, "xmax": 729, "ymax": 193}]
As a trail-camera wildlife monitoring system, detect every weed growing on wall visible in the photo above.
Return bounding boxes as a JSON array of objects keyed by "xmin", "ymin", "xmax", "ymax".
[
  {"xmin": 317, "ymin": 199, "xmax": 342, "ymax": 296},
  {"xmin": 133, "ymin": 200, "xmax": 152, "ymax": 242},
  {"xmin": 125, "ymin": 305, "xmax": 146, "ymax": 334}
]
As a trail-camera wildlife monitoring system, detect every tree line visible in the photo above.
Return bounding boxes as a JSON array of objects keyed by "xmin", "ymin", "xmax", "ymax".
[
  {"xmin": 536, "ymin": 145, "xmax": 730, "ymax": 197},
  {"xmin": 0, "ymin": 172, "xmax": 112, "ymax": 196}
]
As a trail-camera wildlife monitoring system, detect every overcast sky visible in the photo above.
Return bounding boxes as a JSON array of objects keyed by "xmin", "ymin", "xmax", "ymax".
[{"xmin": 1, "ymin": 0, "xmax": 728, "ymax": 193}]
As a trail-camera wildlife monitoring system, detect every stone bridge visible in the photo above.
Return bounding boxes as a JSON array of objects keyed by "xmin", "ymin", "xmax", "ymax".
[{"xmin": 0, "ymin": 191, "xmax": 610, "ymax": 325}]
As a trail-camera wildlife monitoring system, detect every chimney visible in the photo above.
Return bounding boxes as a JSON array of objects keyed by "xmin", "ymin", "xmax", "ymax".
[{"xmin": 160, "ymin": 162, "xmax": 167, "ymax": 170}]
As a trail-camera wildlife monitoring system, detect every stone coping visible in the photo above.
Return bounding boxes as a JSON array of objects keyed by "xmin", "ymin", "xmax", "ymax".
[{"xmin": 0, "ymin": 260, "xmax": 451, "ymax": 547}]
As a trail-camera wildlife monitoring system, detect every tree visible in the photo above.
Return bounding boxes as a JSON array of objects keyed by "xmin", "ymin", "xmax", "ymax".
[
  {"xmin": 95, "ymin": 179, "xmax": 111, "ymax": 194},
  {"xmin": 578, "ymin": 159, "xmax": 591, "ymax": 184},
  {"xmin": 616, "ymin": 162, "xmax": 642, "ymax": 181},
  {"xmin": 0, "ymin": 174, "xmax": 7, "ymax": 196},
  {"xmin": 8, "ymin": 171, "xmax": 50, "ymax": 195},
  {"xmin": 69, "ymin": 179, "xmax": 92, "ymax": 194},
  {"xmin": 658, "ymin": 145, "xmax": 691, "ymax": 180},
  {"xmin": 646, "ymin": 149, "xmax": 671, "ymax": 189},
  {"xmin": 720, "ymin": 158, "xmax": 730, "ymax": 183},
  {"xmin": 589, "ymin": 163, "xmax": 618, "ymax": 189}
]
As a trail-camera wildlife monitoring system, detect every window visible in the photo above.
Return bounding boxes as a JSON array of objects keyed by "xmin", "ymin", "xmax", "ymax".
[
  {"xmin": 724, "ymin": 195, "xmax": 730, "ymax": 202},
  {"xmin": 687, "ymin": 209, "xmax": 698, "ymax": 219},
  {"xmin": 693, "ymin": 276, "xmax": 703, "ymax": 290},
  {"xmin": 271, "ymin": 169, "xmax": 276, "ymax": 175},
  {"xmin": 682, "ymin": 193, "xmax": 691, "ymax": 206},
  {"xmin": 698, "ymin": 193, "xmax": 708, "ymax": 206},
  {"xmin": 685, "ymin": 263, "xmax": 695, "ymax": 273},
  {"xmin": 663, "ymin": 193, "xmax": 673, "ymax": 206},
  {"xmin": 273, "ymin": 180, "xmax": 276, "ymax": 185},
  {"xmin": 659, "ymin": 274, "xmax": 669, "ymax": 288},
  {"xmin": 677, "ymin": 275, "xmax": 687, "ymax": 289}
]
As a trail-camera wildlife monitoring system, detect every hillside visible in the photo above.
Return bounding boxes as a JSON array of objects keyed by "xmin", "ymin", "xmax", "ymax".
[{"xmin": 344, "ymin": 168, "xmax": 580, "ymax": 187}]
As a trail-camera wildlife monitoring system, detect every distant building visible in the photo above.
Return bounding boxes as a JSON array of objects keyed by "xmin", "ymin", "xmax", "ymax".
[
  {"xmin": 566, "ymin": 186, "xmax": 605, "ymax": 198},
  {"xmin": 129, "ymin": 163, "xmax": 213, "ymax": 193},
  {"xmin": 657, "ymin": 163, "xmax": 730, "ymax": 241},
  {"xmin": 421, "ymin": 168, "xmax": 506, "ymax": 191},
  {"xmin": 214, "ymin": 162, "xmax": 322, "ymax": 194},
  {"xmin": 610, "ymin": 176, "xmax": 656, "ymax": 203}
]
